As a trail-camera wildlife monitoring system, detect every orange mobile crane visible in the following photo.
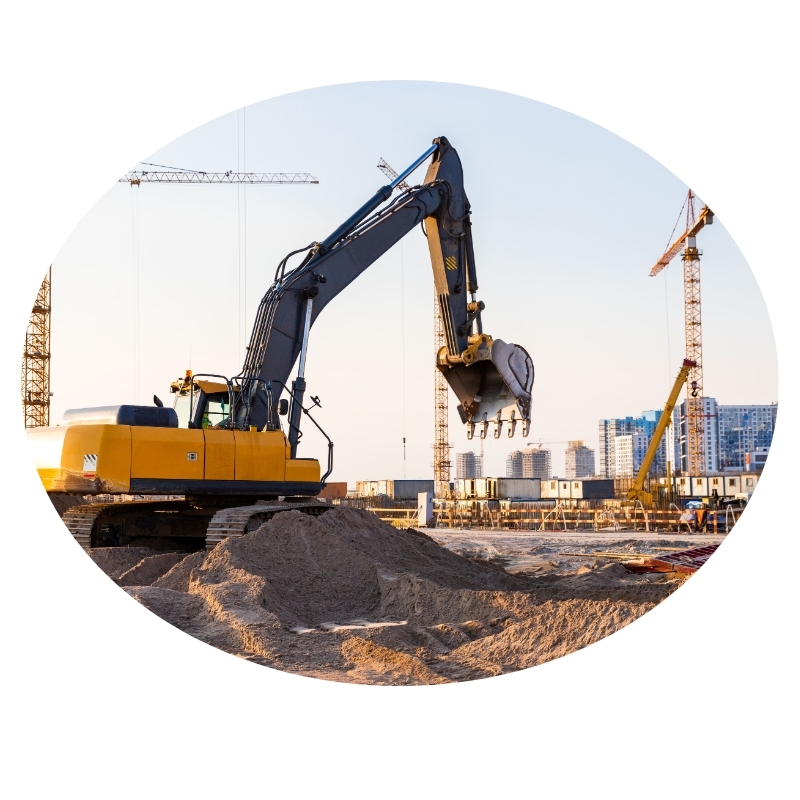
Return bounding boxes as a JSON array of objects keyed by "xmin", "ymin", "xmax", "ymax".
[{"xmin": 627, "ymin": 359, "xmax": 695, "ymax": 506}]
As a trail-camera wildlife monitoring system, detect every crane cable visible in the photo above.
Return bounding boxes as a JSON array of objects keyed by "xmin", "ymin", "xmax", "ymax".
[
  {"xmin": 400, "ymin": 241, "xmax": 407, "ymax": 479},
  {"xmin": 131, "ymin": 183, "xmax": 140, "ymax": 404}
]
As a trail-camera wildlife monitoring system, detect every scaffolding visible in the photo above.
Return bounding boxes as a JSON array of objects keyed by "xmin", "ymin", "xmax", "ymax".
[{"xmin": 22, "ymin": 266, "xmax": 52, "ymax": 428}]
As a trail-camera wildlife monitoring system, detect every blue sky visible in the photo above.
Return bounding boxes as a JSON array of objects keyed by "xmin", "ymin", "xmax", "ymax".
[{"xmin": 50, "ymin": 81, "xmax": 777, "ymax": 481}]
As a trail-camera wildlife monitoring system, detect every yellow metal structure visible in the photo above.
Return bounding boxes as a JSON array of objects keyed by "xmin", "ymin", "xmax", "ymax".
[
  {"xmin": 627, "ymin": 359, "xmax": 695, "ymax": 506},
  {"xmin": 27, "ymin": 425, "xmax": 318, "ymax": 495}
]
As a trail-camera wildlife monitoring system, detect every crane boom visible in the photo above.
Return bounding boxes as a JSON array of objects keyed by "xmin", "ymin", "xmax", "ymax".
[
  {"xmin": 628, "ymin": 358, "xmax": 696, "ymax": 505},
  {"xmin": 120, "ymin": 171, "xmax": 318, "ymax": 185},
  {"xmin": 649, "ymin": 204, "xmax": 714, "ymax": 276}
]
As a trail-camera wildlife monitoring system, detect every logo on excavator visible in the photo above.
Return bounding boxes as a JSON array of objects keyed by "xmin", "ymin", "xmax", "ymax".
[{"xmin": 445, "ymin": 256, "xmax": 457, "ymax": 271}]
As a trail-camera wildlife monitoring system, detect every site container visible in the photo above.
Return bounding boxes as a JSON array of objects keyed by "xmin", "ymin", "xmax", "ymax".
[
  {"xmin": 497, "ymin": 478, "xmax": 540, "ymax": 499},
  {"xmin": 541, "ymin": 479, "xmax": 560, "ymax": 499},
  {"xmin": 388, "ymin": 480, "xmax": 434, "ymax": 499},
  {"xmin": 578, "ymin": 479, "xmax": 614, "ymax": 499},
  {"xmin": 739, "ymin": 473, "xmax": 759, "ymax": 492},
  {"xmin": 723, "ymin": 475, "xmax": 741, "ymax": 495}
]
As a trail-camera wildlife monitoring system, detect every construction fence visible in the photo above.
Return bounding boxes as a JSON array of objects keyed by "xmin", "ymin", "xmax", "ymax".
[{"xmin": 334, "ymin": 497, "xmax": 743, "ymax": 533}]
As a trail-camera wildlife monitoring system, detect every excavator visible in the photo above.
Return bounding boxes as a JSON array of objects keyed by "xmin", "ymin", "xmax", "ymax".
[{"xmin": 27, "ymin": 137, "xmax": 535, "ymax": 550}]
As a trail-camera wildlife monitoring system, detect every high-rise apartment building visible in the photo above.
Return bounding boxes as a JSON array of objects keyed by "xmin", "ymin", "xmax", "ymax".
[
  {"xmin": 455, "ymin": 451, "xmax": 483, "ymax": 479},
  {"xmin": 505, "ymin": 450, "xmax": 524, "ymax": 478},
  {"xmin": 603, "ymin": 400, "xmax": 777, "ymax": 478},
  {"xmin": 598, "ymin": 414, "xmax": 666, "ymax": 478},
  {"xmin": 670, "ymin": 397, "xmax": 720, "ymax": 474},
  {"xmin": 524, "ymin": 447, "xmax": 552, "ymax": 480},
  {"xmin": 598, "ymin": 418, "xmax": 635, "ymax": 478},
  {"xmin": 613, "ymin": 433, "xmax": 650, "ymax": 478},
  {"xmin": 717, "ymin": 403, "xmax": 777, "ymax": 471},
  {"xmin": 565, "ymin": 440, "xmax": 595, "ymax": 479}
]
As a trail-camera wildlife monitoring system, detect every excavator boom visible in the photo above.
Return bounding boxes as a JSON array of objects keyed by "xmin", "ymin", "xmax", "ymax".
[{"xmin": 237, "ymin": 136, "xmax": 533, "ymax": 444}]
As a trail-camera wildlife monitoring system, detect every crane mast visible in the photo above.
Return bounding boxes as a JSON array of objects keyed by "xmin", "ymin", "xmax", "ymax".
[
  {"xmin": 21, "ymin": 266, "xmax": 52, "ymax": 428},
  {"xmin": 377, "ymin": 157, "xmax": 451, "ymax": 498},
  {"xmin": 650, "ymin": 191, "xmax": 714, "ymax": 476}
]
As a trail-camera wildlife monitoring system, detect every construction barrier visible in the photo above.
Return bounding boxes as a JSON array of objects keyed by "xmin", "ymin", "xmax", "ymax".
[{"xmin": 334, "ymin": 497, "xmax": 742, "ymax": 533}]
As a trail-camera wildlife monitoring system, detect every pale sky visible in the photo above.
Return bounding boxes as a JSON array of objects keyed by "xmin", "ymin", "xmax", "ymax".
[{"xmin": 49, "ymin": 81, "xmax": 777, "ymax": 483}]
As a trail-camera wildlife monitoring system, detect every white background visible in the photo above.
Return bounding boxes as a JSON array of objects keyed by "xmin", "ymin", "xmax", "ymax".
[{"xmin": 1, "ymin": 2, "xmax": 796, "ymax": 797}]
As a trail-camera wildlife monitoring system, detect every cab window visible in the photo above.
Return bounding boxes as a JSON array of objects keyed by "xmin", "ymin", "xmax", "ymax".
[
  {"xmin": 174, "ymin": 394, "xmax": 192, "ymax": 428},
  {"xmin": 202, "ymin": 392, "xmax": 230, "ymax": 428}
]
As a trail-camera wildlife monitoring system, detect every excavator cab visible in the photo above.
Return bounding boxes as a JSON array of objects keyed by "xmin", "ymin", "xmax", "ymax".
[{"xmin": 170, "ymin": 374, "xmax": 238, "ymax": 430}]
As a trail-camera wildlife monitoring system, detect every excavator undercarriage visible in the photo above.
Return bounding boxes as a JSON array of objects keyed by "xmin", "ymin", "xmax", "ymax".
[{"xmin": 59, "ymin": 496, "xmax": 332, "ymax": 551}]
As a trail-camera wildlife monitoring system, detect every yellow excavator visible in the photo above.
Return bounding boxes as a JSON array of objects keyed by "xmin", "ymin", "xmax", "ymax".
[
  {"xmin": 28, "ymin": 137, "xmax": 535, "ymax": 551},
  {"xmin": 627, "ymin": 358, "xmax": 696, "ymax": 506}
]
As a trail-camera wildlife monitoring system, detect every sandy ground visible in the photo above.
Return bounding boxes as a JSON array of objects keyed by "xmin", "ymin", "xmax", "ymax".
[
  {"xmin": 428, "ymin": 528, "xmax": 725, "ymax": 573},
  {"xmin": 86, "ymin": 508, "xmax": 703, "ymax": 685}
]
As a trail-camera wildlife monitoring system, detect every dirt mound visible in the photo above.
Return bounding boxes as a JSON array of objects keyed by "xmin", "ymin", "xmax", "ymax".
[
  {"xmin": 341, "ymin": 637, "xmax": 448, "ymax": 685},
  {"xmin": 447, "ymin": 598, "xmax": 653, "ymax": 671},
  {"xmin": 152, "ymin": 551, "xmax": 207, "ymax": 592},
  {"xmin": 111, "ymin": 508, "xmax": 687, "ymax": 684},
  {"xmin": 87, "ymin": 547, "xmax": 162, "ymax": 580},
  {"xmin": 117, "ymin": 552, "xmax": 186, "ymax": 587}
]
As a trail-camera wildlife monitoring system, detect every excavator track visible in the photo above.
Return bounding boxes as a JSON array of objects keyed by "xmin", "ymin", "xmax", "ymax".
[
  {"xmin": 205, "ymin": 501, "xmax": 331, "ymax": 550},
  {"xmin": 60, "ymin": 498, "xmax": 332, "ymax": 551},
  {"xmin": 62, "ymin": 504, "xmax": 109, "ymax": 550},
  {"xmin": 61, "ymin": 500, "xmax": 192, "ymax": 550}
]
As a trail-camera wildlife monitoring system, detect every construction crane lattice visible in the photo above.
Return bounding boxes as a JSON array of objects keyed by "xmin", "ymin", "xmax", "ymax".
[
  {"xmin": 650, "ymin": 190, "xmax": 714, "ymax": 477},
  {"xmin": 22, "ymin": 266, "xmax": 52, "ymax": 428},
  {"xmin": 120, "ymin": 171, "xmax": 318, "ymax": 185},
  {"xmin": 378, "ymin": 156, "xmax": 451, "ymax": 498}
]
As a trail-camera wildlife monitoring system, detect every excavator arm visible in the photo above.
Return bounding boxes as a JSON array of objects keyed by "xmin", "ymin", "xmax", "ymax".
[{"xmin": 236, "ymin": 137, "xmax": 534, "ymax": 451}]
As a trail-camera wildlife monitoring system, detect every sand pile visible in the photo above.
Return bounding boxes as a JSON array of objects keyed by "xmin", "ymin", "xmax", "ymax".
[{"xmin": 90, "ymin": 507, "xmax": 685, "ymax": 684}]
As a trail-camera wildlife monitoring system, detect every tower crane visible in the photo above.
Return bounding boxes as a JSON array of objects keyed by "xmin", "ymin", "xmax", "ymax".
[
  {"xmin": 21, "ymin": 266, "xmax": 52, "ymax": 428},
  {"xmin": 649, "ymin": 190, "xmax": 714, "ymax": 476},
  {"xmin": 22, "ymin": 167, "xmax": 318, "ymax": 428},
  {"xmin": 377, "ymin": 156, "xmax": 451, "ymax": 498}
]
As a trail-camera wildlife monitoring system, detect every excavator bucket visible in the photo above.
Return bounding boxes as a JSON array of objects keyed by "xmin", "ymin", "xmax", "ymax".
[{"xmin": 440, "ymin": 336, "xmax": 534, "ymax": 439}]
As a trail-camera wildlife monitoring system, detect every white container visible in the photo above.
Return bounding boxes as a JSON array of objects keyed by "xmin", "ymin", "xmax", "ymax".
[
  {"xmin": 541, "ymin": 479, "xmax": 560, "ymax": 499},
  {"xmin": 418, "ymin": 492, "xmax": 433, "ymax": 527},
  {"xmin": 497, "ymin": 478, "xmax": 541, "ymax": 500}
]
